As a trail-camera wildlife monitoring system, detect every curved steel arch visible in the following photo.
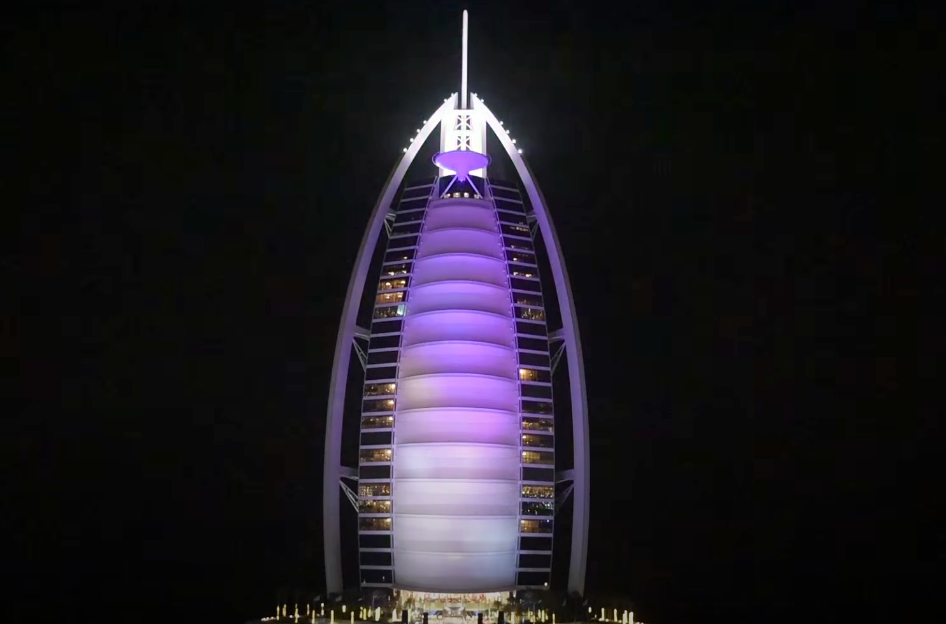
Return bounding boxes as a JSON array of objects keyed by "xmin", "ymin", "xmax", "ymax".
[
  {"xmin": 473, "ymin": 94, "xmax": 591, "ymax": 596},
  {"xmin": 323, "ymin": 95, "xmax": 457, "ymax": 595}
]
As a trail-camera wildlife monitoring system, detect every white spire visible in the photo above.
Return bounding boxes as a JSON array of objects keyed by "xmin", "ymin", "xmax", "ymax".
[{"xmin": 461, "ymin": 10, "xmax": 469, "ymax": 109}]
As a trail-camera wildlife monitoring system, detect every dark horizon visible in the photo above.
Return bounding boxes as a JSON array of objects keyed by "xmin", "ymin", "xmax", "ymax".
[{"xmin": 9, "ymin": 2, "xmax": 925, "ymax": 624}]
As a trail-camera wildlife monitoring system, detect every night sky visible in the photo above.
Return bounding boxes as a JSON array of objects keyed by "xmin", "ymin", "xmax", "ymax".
[{"xmin": 9, "ymin": 2, "xmax": 928, "ymax": 624}]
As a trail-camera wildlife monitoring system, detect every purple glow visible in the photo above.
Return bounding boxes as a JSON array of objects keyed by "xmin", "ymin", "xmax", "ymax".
[{"xmin": 432, "ymin": 150, "xmax": 490, "ymax": 181}]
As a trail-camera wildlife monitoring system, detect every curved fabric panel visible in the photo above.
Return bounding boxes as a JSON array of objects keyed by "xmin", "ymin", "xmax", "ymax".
[
  {"xmin": 392, "ymin": 195, "xmax": 520, "ymax": 591},
  {"xmin": 400, "ymin": 310, "xmax": 515, "ymax": 348},
  {"xmin": 399, "ymin": 341, "xmax": 517, "ymax": 379},
  {"xmin": 416, "ymin": 228, "xmax": 505, "ymax": 260},
  {"xmin": 408, "ymin": 281, "xmax": 512, "ymax": 316},
  {"xmin": 396, "ymin": 408, "xmax": 520, "ymax": 445},
  {"xmin": 412, "ymin": 255, "xmax": 507, "ymax": 288}
]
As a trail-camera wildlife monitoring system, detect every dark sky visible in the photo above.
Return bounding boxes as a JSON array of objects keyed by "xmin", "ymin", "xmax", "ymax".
[{"xmin": 9, "ymin": 2, "xmax": 929, "ymax": 624}]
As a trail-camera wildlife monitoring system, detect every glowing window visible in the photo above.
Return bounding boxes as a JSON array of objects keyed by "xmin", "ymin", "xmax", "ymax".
[
  {"xmin": 373, "ymin": 304, "xmax": 406, "ymax": 319},
  {"xmin": 522, "ymin": 451, "xmax": 554, "ymax": 465},
  {"xmin": 360, "ymin": 448, "xmax": 392, "ymax": 463},
  {"xmin": 384, "ymin": 264, "xmax": 411, "ymax": 276},
  {"xmin": 364, "ymin": 383, "xmax": 396, "ymax": 397},
  {"xmin": 359, "ymin": 483, "xmax": 391, "ymax": 497},
  {"xmin": 376, "ymin": 291, "xmax": 405, "ymax": 305},
  {"xmin": 359, "ymin": 517, "xmax": 392, "ymax": 531},
  {"xmin": 363, "ymin": 398, "xmax": 395, "ymax": 413},
  {"xmin": 520, "ymin": 519, "xmax": 553, "ymax": 534},
  {"xmin": 518, "ymin": 307, "xmax": 545, "ymax": 321},
  {"xmin": 522, "ymin": 434, "xmax": 554, "ymax": 449},
  {"xmin": 361, "ymin": 415, "xmax": 394, "ymax": 429},
  {"xmin": 379, "ymin": 278, "xmax": 407, "ymax": 290},
  {"xmin": 519, "ymin": 368, "xmax": 540, "ymax": 381},
  {"xmin": 521, "ymin": 485, "xmax": 554, "ymax": 499},
  {"xmin": 359, "ymin": 500, "xmax": 392, "ymax": 514},
  {"xmin": 522, "ymin": 417, "xmax": 553, "ymax": 432},
  {"xmin": 521, "ymin": 501, "xmax": 554, "ymax": 516},
  {"xmin": 512, "ymin": 269, "xmax": 536, "ymax": 278}
]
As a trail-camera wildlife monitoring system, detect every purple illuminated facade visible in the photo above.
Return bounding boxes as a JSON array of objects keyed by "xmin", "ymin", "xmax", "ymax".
[{"xmin": 323, "ymin": 14, "xmax": 589, "ymax": 597}]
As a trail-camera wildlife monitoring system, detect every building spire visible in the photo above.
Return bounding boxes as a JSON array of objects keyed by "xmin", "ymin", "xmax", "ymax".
[{"xmin": 461, "ymin": 10, "xmax": 468, "ymax": 109}]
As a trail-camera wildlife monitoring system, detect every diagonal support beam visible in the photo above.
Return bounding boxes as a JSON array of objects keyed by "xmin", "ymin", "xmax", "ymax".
[
  {"xmin": 551, "ymin": 340, "xmax": 566, "ymax": 375},
  {"xmin": 548, "ymin": 328, "xmax": 564, "ymax": 343},
  {"xmin": 339, "ymin": 465, "xmax": 358, "ymax": 479},
  {"xmin": 556, "ymin": 483, "xmax": 575, "ymax": 511},
  {"xmin": 353, "ymin": 325, "xmax": 371, "ymax": 341},
  {"xmin": 353, "ymin": 339, "xmax": 368, "ymax": 371},
  {"xmin": 557, "ymin": 469, "xmax": 575, "ymax": 483},
  {"xmin": 339, "ymin": 478, "xmax": 360, "ymax": 513}
]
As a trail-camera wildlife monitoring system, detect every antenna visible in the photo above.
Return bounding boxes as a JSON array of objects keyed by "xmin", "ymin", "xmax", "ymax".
[{"xmin": 461, "ymin": 10, "xmax": 468, "ymax": 109}]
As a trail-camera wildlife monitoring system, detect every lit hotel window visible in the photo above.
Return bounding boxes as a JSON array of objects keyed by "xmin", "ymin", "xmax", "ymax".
[
  {"xmin": 520, "ymin": 519, "xmax": 553, "ymax": 534},
  {"xmin": 363, "ymin": 398, "xmax": 395, "ymax": 413},
  {"xmin": 519, "ymin": 368, "xmax": 540, "ymax": 381},
  {"xmin": 373, "ymin": 304, "xmax": 406, "ymax": 319},
  {"xmin": 522, "ymin": 485, "xmax": 554, "ymax": 499},
  {"xmin": 359, "ymin": 499, "xmax": 392, "ymax": 514},
  {"xmin": 522, "ymin": 451, "xmax": 554, "ymax": 465},
  {"xmin": 522, "ymin": 417, "xmax": 553, "ymax": 432},
  {"xmin": 522, "ymin": 501, "xmax": 554, "ymax": 516},
  {"xmin": 522, "ymin": 434, "xmax": 554, "ymax": 449},
  {"xmin": 359, "ymin": 483, "xmax": 391, "ymax": 497},
  {"xmin": 360, "ymin": 448, "xmax": 393, "ymax": 463},
  {"xmin": 379, "ymin": 278, "xmax": 407, "ymax": 290},
  {"xmin": 359, "ymin": 517, "xmax": 392, "ymax": 531},
  {"xmin": 384, "ymin": 264, "xmax": 410, "ymax": 276},
  {"xmin": 376, "ymin": 291, "xmax": 405, "ymax": 305},
  {"xmin": 518, "ymin": 307, "xmax": 545, "ymax": 321},
  {"xmin": 361, "ymin": 415, "xmax": 394, "ymax": 429},
  {"xmin": 364, "ymin": 383, "xmax": 396, "ymax": 396},
  {"xmin": 512, "ymin": 270, "xmax": 535, "ymax": 278}
]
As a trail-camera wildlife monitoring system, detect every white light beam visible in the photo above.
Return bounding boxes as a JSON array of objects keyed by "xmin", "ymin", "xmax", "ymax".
[{"xmin": 461, "ymin": 10, "xmax": 469, "ymax": 109}]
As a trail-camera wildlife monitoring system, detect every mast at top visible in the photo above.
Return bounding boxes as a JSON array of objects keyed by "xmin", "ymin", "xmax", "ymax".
[{"xmin": 461, "ymin": 9, "xmax": 469, "ymax": 109}]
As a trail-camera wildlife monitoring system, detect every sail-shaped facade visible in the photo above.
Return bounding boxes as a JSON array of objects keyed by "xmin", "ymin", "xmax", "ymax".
[{"xmin": 323, "ymin": 13, "xmax": 589, "ymax": 597}]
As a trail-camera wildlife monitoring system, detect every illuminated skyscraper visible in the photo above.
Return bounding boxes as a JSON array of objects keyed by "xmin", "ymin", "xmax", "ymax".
[{"xmin": 323, "ymin": 11, "xmax": 589, "ymax": 596}]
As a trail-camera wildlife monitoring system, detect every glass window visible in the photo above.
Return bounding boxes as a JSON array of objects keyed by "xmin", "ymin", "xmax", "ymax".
[
  {"xmin": 361, "ymin": 569, "xmax": 392, "ymax": 584},
  {"xmin": 391, "ymin": 222, "xmax": 422, "ymax": 235},
  {"xmin": 519, "ymin": 368, "xmax": 550, "ymax": 383},
  {"xmin": 521, "ymin": 384, "xmax": 552, "ymax": 399},
  {"xmin": 371, "ymin": 319, "xmax": 402, "ymax": 334},
  {"xmin": 384, "ymin": 249, "xmax": 415, "ymax": 263},
  {"xmin": 521, "ymin": 485, "xmax": 554, "ymax": 499},
  {"xmin": 373, "ymin": 304, "xmax": 406, "ymax": 320},
  {"xmin": 361, "ymin": 415, "xmax": 394, "ymax": 429},
  {"xmin": 359, "ymin": 465, "xmax": 391, "ymax": 479},
  {"xmin": 360, "ymin": 534, "xmax": 391, "ymax": 549},
  {"xmin": 379, "ymin": 278, "xmax": 408, "ymax": 290},
  {"xmin": 502, "ymin": 224, "xmax": 531, "ymax": 237},
  {"xmin": 511, "ymin": 268, "xmax": 537, "ymax": 279},
  {"xmin": 522, "ymin": 450, "xmax": 554, "ymax": 465},
  {"xmin": 498, "ymin": 213, "xmax": 528, "ymax": 226},
  {"xmin": 519, "ymin": 352, "xmax": 550, "ymax": 368},
  {"xmin": 388, "ymin": 235, "xmax": 417, "ymax": 250},
  {"xmin": 364, "ymin": 366, "xmax": 397, "ymax": 381},
  {"xmin": 519, "ymin": 536, "xmax": 552, "ymax": 551},
  {"xmin": 369, "ymin": 335, "xmax": 400, "ymax": 350},
  {"xmin": 522, "ymin": 400, "xmax": 553, "ymax": 415},
  {"xmin": 364, "ymin": 382, "xmax": 396, "ymax": 397},
  {"xmin": 382, "ymin": 263, "xmax": 411, "ymax": 276},
  {"xmin": 492, "ymin": 187, "xmax": 522, "ymax": 201},
  {"xmin": 517, "ymin": 321, "xmax": 547, "ymax": 336},
  {"xmin": 521, "ymin": 501, "xmax": 554, "ymax": 516},
  {"xmin": 366, "ymin": 350, "xmax": 398, "ymax": 365},
  {"xmin": 522, "ymin": 433, "xmax": 554, "ymax": 448},
  {"xmin": 360, "ymin": 448, "xmax": 393, "ymax": 463},
  {"xmin": 520, "ymin": 519, "xmax": 553, "ymax": 534},
  {"xmin": 506, "ymin": 251, "xmax": 536, "ymax": 265},
  {"xmin": 376, "ymin": 291, "xmax": 405, "ymax": 305},
  {"xmin": 362, "ymin": 398, "xmax": 396, "ymax": 413},
  {"xmin": 359, "ymin": 499, "xmax": 392, "ymax": 514},
  {"xmin": 359, "ymin": 517, "xmax": 392, "ymax": 531},
  {"xmin": 522, "ymin": 417, "xmax": 553, "ymax": 432},
  {"xmin": 393, "ymin": 210, "xmax": 424, "ymax": 224},
  {"xmin": 517, "ymin": 336, "xmax": 548, "ymax": 352},
  {"xmin": 517, "ymin": 571, "xmax": 550, "ymax": 586},
  {"xmin": 511, "ymin": 278, "xmax": 541, "ymax": 293},
  {"xmin": 361, "ymin": 431, "xmax": 392, "ymax": 446},
  {"xmin": 360, "ymin": 551, "xmax": 392, "ymax": 567},
  {"xmin": 522, "ymin": 467, "xmax": 554, "ymax": 482},
  {"xmin": 514, "ymin": 293, "xmax": 543, "ymax": 307},
  {"xmin": 505, "ymin": 239, "xmax": 534, "ymax": 252},
  {"xmin": 518, "ymin": 553, "xmax": 552, "ymax": 568},
  {"xmin": 359, "ymin": 483, "xmax": 391, "ymax": 497},
  {"xmin": 517, "ymin": 307, "xmax": 545, "ymax": 321}
]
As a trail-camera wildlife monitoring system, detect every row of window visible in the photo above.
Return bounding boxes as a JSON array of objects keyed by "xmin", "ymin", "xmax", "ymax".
[
  {"xmin": 360, "ymin": 448, "xmax": 392, "ymax": 463},
  {"xmin": 359, "ymin": 465, "xmax": 554, "ymax": 481},
  {"xmin": 364, "ymin": 382, "xmax": 396, "ymax": 397},
  {"xmin": 506, "ymin": 250, "xmax": 537, "ymax": 265},
  {"xmin": 376, "ymin": 291, "xmax": 406, "ymax": 306},
  {"xmin": 359, "ymin": 483, "xmax": 391, "ymax": 497},
  {"xmin": 360, "ymin": 533, "xmax": 549, "ymax": 552},
  {"xmin": 363, "ymin": 398, "xmax": 396, "ymax": 413},
  {"xmin": 362, "ymin": 415, "xmax": 394, "ymax": 429},
  {"xmin": 514, "ymin": 292, "xmax": 543, "ymax": 307},
  {"xmin": 378, "ymin": 278, "xmax": 407, "ymax": 291},
  {"xmin": 359, "ymin": 499, "xmax": 392, "ymax": 514},
  {"xmin": 361, "ymin": 431, "xmax": 391, "ymax": 446},
  {"xmin": 522, "ymin": 434, "xmax": 554, "ymax": 448},
  {"xmin": 518, "ymin": 307, "xmax": 545, "ymax": 321},
  {"xmin": 382, "ymin": 262, "xmax": 411, "ymax": 277},
  {"xmin": 373, "ymin": 304, "xmax": 406, "ymax": 320},
  {"xmin": 523, "ymin": 451, "xmax": 554, "ymax": 465},
  {"xmin": 522, "ymin": 383, "xmax": 552, "ymax": 399},
  {"xmin": 360, "ymin": 517, "xmax": 392, "ymax": 531},
  {"xmin": 519, "ymin": 368, "xmax": 550, "ymax": 382},
  {"xmin": 522, "ymin": 485, "xmax": 554, "ymax": 499},
  {"xmin": 522, "ymin": 501, "xmax": 554, "ymax": 516},
  {"xmin": 522, "ymin": 417, "xmax": 554, "ymax": 432},
  {"xmin": 522, "ymin": 400, "xmax": 553, "ymax": 415},
  {"xmin": 521, "ymin": 519, "xmax": 553, "ymax": 534}
]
